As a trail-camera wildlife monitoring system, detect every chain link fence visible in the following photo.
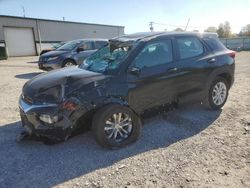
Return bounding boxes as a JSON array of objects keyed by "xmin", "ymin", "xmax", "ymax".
[{"xmin": 220, "ymin": 38, "xmax": 250, "ymax": 51}]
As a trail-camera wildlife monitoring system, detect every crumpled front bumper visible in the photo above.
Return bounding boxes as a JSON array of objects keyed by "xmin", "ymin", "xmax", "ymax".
[
  {"xmin": 18, "ymin": 97, "xmax": 73, "ymax": 140},
  {"xmin": 38, "ymin": 60, "xmax": 62, "ymax": 71}
]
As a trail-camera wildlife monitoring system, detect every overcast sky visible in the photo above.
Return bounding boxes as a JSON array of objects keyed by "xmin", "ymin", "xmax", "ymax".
[{"xmin": 0, "ymin": 0, "xmax": 249, "ymax": 34}]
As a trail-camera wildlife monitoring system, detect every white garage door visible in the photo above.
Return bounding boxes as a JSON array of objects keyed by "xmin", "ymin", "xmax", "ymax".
[{"xmin": 4, "ymin": 27, "xmax": 36, "ymax": 57}]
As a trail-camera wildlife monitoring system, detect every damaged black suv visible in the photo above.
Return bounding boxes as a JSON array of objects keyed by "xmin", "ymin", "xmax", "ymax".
[{"xmin": 19, "ymin": 32, "xmax": 235, "ymax": 148}]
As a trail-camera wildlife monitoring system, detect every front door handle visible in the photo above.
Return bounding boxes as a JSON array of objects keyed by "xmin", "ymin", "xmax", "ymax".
[
  {"xmin": 208, "ymin": 58, "xmax": 216, "ymax": 64},
  {"xmin": 167, "ymin": 67, "xmax": 178, "ymax": 73}
]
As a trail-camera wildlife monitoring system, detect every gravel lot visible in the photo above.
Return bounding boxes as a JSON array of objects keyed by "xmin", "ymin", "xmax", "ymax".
[{"xmin": 0, "ymin": 53, "xmax": 249, "ymax": 188}]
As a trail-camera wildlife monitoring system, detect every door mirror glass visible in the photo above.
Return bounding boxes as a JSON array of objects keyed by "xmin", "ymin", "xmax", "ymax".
[{"xmin": 128, "ymin": 66, "xmax": 141, "ymax": 75}]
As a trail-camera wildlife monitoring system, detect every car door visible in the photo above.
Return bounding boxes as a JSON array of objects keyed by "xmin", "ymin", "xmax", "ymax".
[
  {"xmin": 127, "ymin": 39, "xmax": 180, "ymax": 112},
  {"xmin": 171, "ymin": 36, "xmax": 215, "ymax": 99},
  {"xmin": 74, "ymin": 41, "xmax": 96, "ymax": 64}
]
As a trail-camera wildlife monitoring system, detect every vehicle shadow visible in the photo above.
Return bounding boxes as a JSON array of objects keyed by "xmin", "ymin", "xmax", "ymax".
[
  {"xmin": 15, "ymin": 72, "xmax": 44, "ymax": 79},
  {"xmin": 26, "ymin": 61, "xmax": 39, "ymax": 64},
  {"xmin": 0, "ymin": 104, "xmax": 221, "ymax": 187}
]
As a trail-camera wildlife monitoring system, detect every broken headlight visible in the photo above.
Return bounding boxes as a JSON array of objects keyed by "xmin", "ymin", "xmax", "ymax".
[
  {"xmin": 35, "ymin": 85, "xmax": 64, "ymax": 104},
  {"xmin": 39, "ymin": 114, "xmax": 59, "ymax": 124}
]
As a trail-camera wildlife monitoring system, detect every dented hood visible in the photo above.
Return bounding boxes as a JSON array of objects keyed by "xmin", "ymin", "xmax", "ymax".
[{"xmin": 23, "ymin": 66, "xmax": 106, "ymax": 99}]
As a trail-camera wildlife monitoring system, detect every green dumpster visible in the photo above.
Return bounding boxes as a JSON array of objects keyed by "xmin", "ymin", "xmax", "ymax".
[{"xmin": 0, "ymin": 47, "xmax": 7, "ymax": 60}]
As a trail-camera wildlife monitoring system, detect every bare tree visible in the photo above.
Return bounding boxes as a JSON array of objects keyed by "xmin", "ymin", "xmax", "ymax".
[
  {"xmin": 224, "ymin": 21, "xmax": 231, "ymax": 38},
  {"xmin": 239, "ymin": 24, "xmax": 250, "ymax": 36},
  {"xmin": 217, "ymin": 24, "xmax": 224, "ymax": 38},
  {"xmin": 174, "ymin": 28, "xmax": 184, "ymax": 32},
  {"xmin": 217, "ymin": 21, "xmax": 232, "ymax": 38}
]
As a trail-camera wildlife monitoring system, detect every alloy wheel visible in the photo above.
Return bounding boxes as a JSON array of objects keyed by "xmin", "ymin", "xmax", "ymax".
[
  {"xmin": 104, "ymin": 112, "xmax": 133, "ymax": 143},
  {"xmin": 65, "ymin": 61, "xmax": 74, "ymax": 67},
  {"xmin": 212, "ymin": 82, "xmax": 227, "ymax": 106}
]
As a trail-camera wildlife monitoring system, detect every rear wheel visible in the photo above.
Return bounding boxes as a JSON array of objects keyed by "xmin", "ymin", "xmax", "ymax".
[
  {"xmin": 62, "ymin": 59, "xmax": 76, "ymax": 67},
  {"xmin": 92, "ymin": 104, "xmax": 141, "ymax": 149},
  {"xmin": 204, "ymin": 77, "xmax": 229, "ymax": 110}
]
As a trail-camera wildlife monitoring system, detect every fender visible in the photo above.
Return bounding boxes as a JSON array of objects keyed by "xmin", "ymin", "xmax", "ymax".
[
  {"xmin": 102, "ymin": 96, "xmax": 141, "ymax": 117},
  {"xmin": 205, "ymin": 65, "xmax": 234, "ymax": 91}
]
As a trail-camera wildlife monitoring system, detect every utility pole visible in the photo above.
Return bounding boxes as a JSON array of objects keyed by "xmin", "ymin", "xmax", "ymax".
[
  {"xmin": 36, "ymin": 20, "xmax": 42, "ymax": 53},
  {"xmin": 14, "ymin": 0, "xmax": 26, "ymax": 17},
  {"xmin": 21, "ymin": 5, "xmax": 25, "ymax": 17},
  {"xmin": 149, "ymin": 22, "xmax": 154, "ymax": 32},
  {"xmin": 184, "ymin": 18, "xmax": 190, "ymax": 31}
]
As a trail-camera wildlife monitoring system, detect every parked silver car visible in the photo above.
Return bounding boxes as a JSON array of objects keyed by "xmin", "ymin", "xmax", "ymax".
[{"xmin": 38, "ymin": 39, "xmax": 108, "ymax": 70}]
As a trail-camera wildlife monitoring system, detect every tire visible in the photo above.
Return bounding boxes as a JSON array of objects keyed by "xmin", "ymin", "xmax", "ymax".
[
  {"xmin": 62, "ymin": 59, "xmax": 76, "ymax": 67},
  {"xmin": 92, "ymin": 104, "xmax": 142, "ymax": 149},
  {"xmin": 204, "ymin": 77, "xmax": 229, "ymax": 110}
]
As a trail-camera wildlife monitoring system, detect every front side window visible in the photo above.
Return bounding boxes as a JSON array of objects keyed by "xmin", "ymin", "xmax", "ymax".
[
  {"xmin": 177, "ymin": 37, "xmax": 204, "ymax": 59},
  {"xmin": 79, "ymin": 41, "xmax": 93, "ymax": 50},
  {"xmin": 57, "ymin": 40, "xmax": 81, "ymax": 51},
  {"xmin": 132, "ymin": 40, "xmax": 173, "ymax": 69}
]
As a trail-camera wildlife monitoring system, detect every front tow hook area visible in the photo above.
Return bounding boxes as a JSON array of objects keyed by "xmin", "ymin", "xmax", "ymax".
[
  {"xmin": 15, "ymin": 131, "xmax": 68, "ymax": 145},
  {"xmin": 16, "ymin": 131, "xmax": 32, "ymax": 142}
]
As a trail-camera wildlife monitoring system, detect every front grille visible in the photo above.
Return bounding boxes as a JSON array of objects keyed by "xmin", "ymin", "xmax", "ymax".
[
  {"xmin": 38, "ymin": 63, "xmax": 43, "ymax": 68},
  {"xmin": 19, "ymin": 109, "xmax": 33, "ymax": 133},
  {"xmin": 39, "ymin": 57, "xmax": 47, "ymax": 62},
  {"xmin": 20, "ymin": 109, "xmax": 28, "ymax": 125},
  {"xmin": 23, "ymin": 95, "xmax": 33, "ymax": 104}
]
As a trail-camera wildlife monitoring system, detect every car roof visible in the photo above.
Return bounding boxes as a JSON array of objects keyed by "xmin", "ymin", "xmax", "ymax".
[
  {"xmin": 112, "ymin": 32, "xmax": 206, "ymax": 42},
  {"xmin": 68, "ymin": 39, "xmax": 108, "ymax": 43}
]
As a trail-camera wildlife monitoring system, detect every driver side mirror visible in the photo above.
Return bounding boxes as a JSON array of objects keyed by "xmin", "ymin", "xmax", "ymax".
[
  {"xmin": 128, "ymin": 66, "xmax": 141, "ymax": 76},
  {"xmin": 76, "ymin": 47, "xmax": 84, "ymax": 53}
]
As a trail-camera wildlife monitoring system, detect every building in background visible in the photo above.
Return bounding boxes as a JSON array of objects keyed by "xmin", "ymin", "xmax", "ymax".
[{"xmin": 0, "ymin": 15, "xmax": 124, "ymax": 58}]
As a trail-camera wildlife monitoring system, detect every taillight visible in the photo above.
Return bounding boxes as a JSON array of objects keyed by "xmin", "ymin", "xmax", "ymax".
[{"xmin": 228, "ymin": 51, "xmax": 236, "ymax": 59}]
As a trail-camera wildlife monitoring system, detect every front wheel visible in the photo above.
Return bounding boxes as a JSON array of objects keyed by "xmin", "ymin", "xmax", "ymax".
[
  {"xmin": 92, "ymin": 104, "xmax": 142, "ymax": 149},
  {"xmin": 62, "ymin": 59, "xmax": 76, "ymax": 67},
  {"xmin": 204, "ymin": 77, "xmax": 229, "ymax": 110}
]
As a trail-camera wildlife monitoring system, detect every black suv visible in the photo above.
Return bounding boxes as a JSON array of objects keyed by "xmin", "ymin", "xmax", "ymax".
[{"xmin": 19, "ymin": 32, "xmax": 235, "ymax": 148}]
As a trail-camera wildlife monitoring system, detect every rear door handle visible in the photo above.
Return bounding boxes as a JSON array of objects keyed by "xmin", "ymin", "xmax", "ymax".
[
  {"xmin": 167, "ymin": 67, "xmax": 178, "ymax": 73},
  {"xmin": 208, "ymin": 58, "xmax": 216, "ymax": 64}
]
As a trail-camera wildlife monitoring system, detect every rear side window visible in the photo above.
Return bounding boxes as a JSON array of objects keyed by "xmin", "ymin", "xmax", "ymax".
[
  {"xmin": 177, "ymin": 37, "xmax": 204, "ymax": 59},
  {"xmin": 95, "ymin": 41, "xmax": 108, "ymax": 49},
  {"xmin": 203, "ymin": 37, "xmax": 226, "ymax": 51}
]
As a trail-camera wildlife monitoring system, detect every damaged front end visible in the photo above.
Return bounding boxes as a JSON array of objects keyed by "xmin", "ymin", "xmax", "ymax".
[
  {"xmin": 18, "ymin": 93, "xmax": 87, "ymax": 141},
  {"xmin": 17, "ymin": 67, "xmax": 106, "ymax": 142}
]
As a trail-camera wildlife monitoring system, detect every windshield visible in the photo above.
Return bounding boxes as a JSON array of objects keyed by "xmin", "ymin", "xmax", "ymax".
[
  {"xmin": 52, "ymin": 42, "xmax": 65, "ymax": 49},
  {"xmin": 80, "ymin": 41, "xmax": 135, "ymax": 73},
  {"xmin": 57, "ymin": 40, "xmax": 81, "ymax": 51}
]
